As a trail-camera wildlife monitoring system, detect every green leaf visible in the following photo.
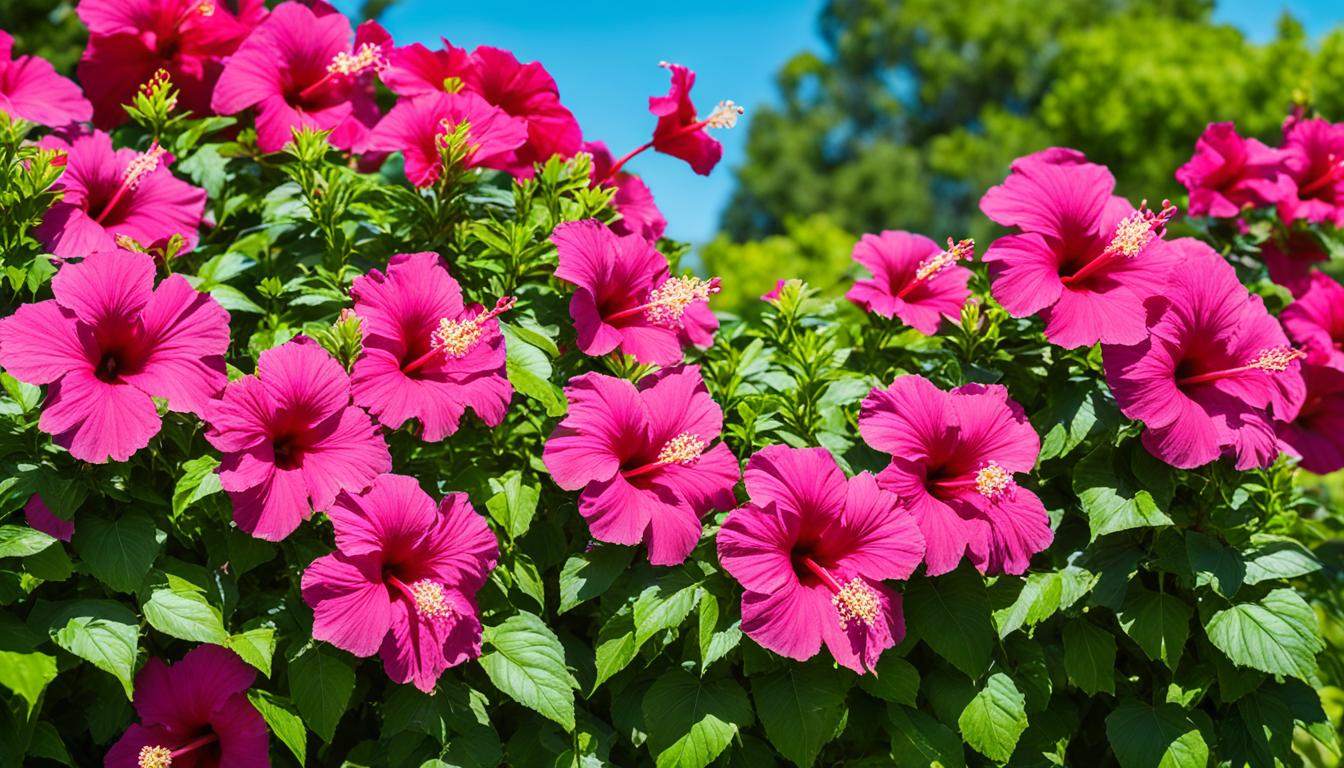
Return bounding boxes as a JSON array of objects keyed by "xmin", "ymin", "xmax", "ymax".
[
  {"xmin": 1075, "ymin": 443, "xmax": 1173, "ymax": 541},
  {"xmin": 44, "ymin": 599, "xmax": 139, "ymax": 698},
  {"xmin": 485, "ymin": 471, "xmax": 540, "ymax": 540},
  {"xmin": 502, "ymin": 326, "xmax": 565, "ymax": 417},
  {"xmin": 1034, "ymin": 377, "xmax": 1118, "ymax": 460},
  {"xmin": 479, "ymin": 611, "xmax": 575, "ymax": 731},
  {"xmin": 0, "ymin": 650, "xmax": 56, "ymax": 715},
  {"xmin": 642, "ymin": 669, "xmax": 753, "ymax": 768},
  {"xmin": 958, "ymin": 672, "xmax": 1028, "ymax": 763},
  {"xmin": 634, "ymin": 568, "xmax": 703, "ymax": 646},
  {"xmin": 142, "ymin": 581, "xmax": 228, "ymax": 644},
  {"xmin": 558, "ymin": 546, "xmax": 633, "ymax": 614},
  {"xmin": 1184, "ymin": 531, "xmax": 1244, "ymax": 597},
  {"xmin": 172, "ymin": 456, "xmax": 222, "ymax": 518},
  {"xmin": 0, "ymin": 373, "xmax": 41, "ymax": 413},
  {"xmin": 886, "ymin": 705, "xmax": 965, "ymax": 768},
  {"xmin": 247, "ymin": 689, "xmax": 307, "ymax": 765},
  {"xmin": 904, "ymin": 568, "xmax": 994, "ymax": 677},
  {"xmin": 1062, "ymin": 621, "xmax": 1116, "ymax": 696},
  {"xmin": 1117, "ymin": 587, "xmax": 1190, "ymax": 670},
  {"xmin": 857, "ymin": 654, "xmax": 919, "ymax": 706},
  {"xmin": 1104, "ymin": 700, "xmax": 1209, "ymax": 768},
  {"xmin": 593, "ymin": 606, "xmax": 638, "ymax": 689},
  {"xmin": 751, "ymin": 661, "xmax": 850, "ymax": 768},
  {"xmin": 1240, "ymin": 535, "xmax": 1321, "ymax": 585},
  {"xmin": 71, "ymin": 510, "xmax": 159, "ymax": 593},
  {"xmin": 28, "ymin": 466, "xmax": 86, "ymax": 522},
  {"xmin": 227, "ymin": 627, "xmax": 276, "ymax": 676},
  {"xmin": 1204, "ymin": 587, "xmax": 1324, "ymax": 682},
  {"xmin": 27, "ymin": 721, "xmax": 71, "ymax": 766},
  {"xmin": 289, "ymin": 646, "xmax": 355, "ymax": 743},
  {"xmin": 0, "ymin": 525, "xmax": 55, "ymax": 558},
  {"xmin": 992, "ymin": 571, "xmax": 1063, "ymax": 638}
]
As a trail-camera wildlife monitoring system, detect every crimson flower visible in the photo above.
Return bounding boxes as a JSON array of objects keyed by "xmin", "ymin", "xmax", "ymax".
[{"xmin": 0, "ymin": 30, "xmax": 91, "ymax": 127}]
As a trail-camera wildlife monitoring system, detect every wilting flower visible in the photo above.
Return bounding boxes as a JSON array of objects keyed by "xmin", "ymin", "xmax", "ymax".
[
  {"xmin": 551, "ymin": 219, "xmax": 718, "ymax": 366},
  {"xmin": 859, "ymin": 375, "xmax": 1052, "ymax": 576},
  {"xmin": 364, "ymin": 91, "xmax": 527, "ymax": 185},
  {"xmin": 648, "ymin": 62, "xmax": 740, "ymax": 176},
  {"xmin": 583, "ymin": 140, "xmax": 666, "ymax": 242},
  {"xmin": 104, "ymin": 645, "xmax": 269, "ymax": 768},
  {"xmin": 0, "ymin": 30, "xmax": 91, "ymax": 127},
  {"xmin": 76, "ymin": 0, "xmax": 266, "ymax": 128},
  {"xmin": 0, "ymin": 249, "xmax": 228, "ymax": 463},
  {"xmin": 34, "ymin": 131, "xmax": 205, "ymax": 258},
  {"xmin": 1260, "ymin": 232, "xmax": 1328, "ymax": 297},
  {"xmin": 1175, "ymin": 122, "xmax": 1286, "ymax": 218},
  {"xmin": 24, "ymin": 496, "xmax": 73, "ymax": 542},
  {"xmin": 1277, "ymin": 117, "xmax": 1344, "ymax": 227},
  {"xmin": 382, "ymin": 40, "xmax": 581, "ymax": 172},
  {"xmin": 205, "ymin": 338, "xmax": 391, "ymax": 541},
  {"xmin": 717, "ymin": 445, "xmax": 924, "ymax": 673},
  {"xmin": 542, "ymin": 367, "xmax": 739, "ymax": 566},
  {"xmin": 1277, "ymin": 362, "xmax": 1344, "ymax": 475},
  {"xmin": 349, "ymin": 252, "xmax": 512, "ymax": 441},
  {"xmin": 1281, "ymin": 272, "xmax": 1344, "ymax": 371},
  {"xmin": 980, "ymin": 147, "xmax": 1180, "ymax": 348},
  {"xmin": 211, "ymin": 2, "xmax": 391, "ymax": 153},
  {"xmin": 1103, "ymin": 239, "xmax": 1306, "ymax": 470},
  {"xmin": 302, "ymin": 473, "xmax": 498, "ymax": 693},
  {"xmin": 845, "ymin": 231, "xmax": 973, "ymax": 335}
]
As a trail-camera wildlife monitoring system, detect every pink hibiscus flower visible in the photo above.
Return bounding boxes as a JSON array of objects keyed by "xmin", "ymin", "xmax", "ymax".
[
  {"xmin": 1175, "ymin": 122, "xmax": 1286, "ymax": 218},
  {"xmin": 550, "ymin": 219, "xmax": 719, "ymax": 366},
  {"xmin": 34, "ymin": 131, "xmax": 206, "ymax": 258},
  {"xmin": 104, "ymin": 645, "xmax": 269, "ymax": 768},
  {"xmin": 1281, "ymin": 273, "xmax": 1344, "ymax": 371},
  {"xmin": 542, "ymin": 366, "xmax": 739, "ymax": 566},
  {"xmin": 382, "ymin": 39, "xmax": 581, "ymax": 172},
  {"xmin": 301, "ymin": 473, "xmax": 498, "ymax": 693},
  {"xmin": 211, "ymin": 2, "xmax": 391, "ymax": 153},
  {"xmin": 1260, "ymin": 232, "xmax": 1328, "ymax": 297},
  {"xmin": 0, "ymin": 249, "xmax": 228, "ymax": 463},
  {"xmin": 979, "ymin": 147, "xmax": 1181, "ymax": 348},
  {"xmin": 364, "ymin": 91, "xmax": 528, "ymax": 185},
  {"xmin": 1277, "ymin": 362, "xmax": 1344, "ymax": 475},
  {"xmin": 24, "ymin": 495, "xmax": 73, "ymax": 542},
  {"xmin": 859, "ymin": 375, "xmax": 1052, "ymax": 576},
  {"xmin": 76, "ymin": 0, "xmax": 266, "ymax": 128},
  {"xmin": 0, "ymin": 30, "xmax": 91, "ymax": 127},
  {"xmin": 204, "ymin": 338, "xmax": 391, "ymax": 541},
  {"xmin": 349, "ymin": 252, "xmax": 513, "ymax": 441},
  {"xmin": 845, "ymin": 232, "xmax": 974, "ymax": 335},
  {"xmin": 583, "ymin": 140, "xmax": 666, "ymax": 242},
  {"xmin": 716, "ymin": 445, "xmax": 924, "ymax": 673},
  {"xmin": 1277, "ymin": 117, "xmax": 1344, "ymax": 226},
  {"xmin": 1103, "ymin": 239, "xmax": 1307, "ymax": 470}
]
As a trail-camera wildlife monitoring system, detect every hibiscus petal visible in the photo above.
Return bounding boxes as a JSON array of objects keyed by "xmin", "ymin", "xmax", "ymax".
[
  {"xmin": 256, "ymin": 340, "xmax": 352, "ymax": 428},
  {"xmin": 740, "ymin": 580, "xmax": 828, "ymax": 663},
  {"xmin": 859, "ymin": 375, "xmax": 955, "ymax": 460},
  {"xmin": 0, "ymin": 300, "xmax": 90, "ymax": 385},
  {"xmin": 301, "ymin": 406, "xmax": 392, "ymax": 511},
  {"xmin": 819, "ymin": 578, "xmax": 902, "ymax": 674},
  {"xmin": 229, "ymin": 465, "xmax": 311, "ymax": 541},
  {"xmin": 543, "ymin": 372, "xmax": 648, "ymax": 490},
  {"xmin": 50, "ymin": 248, "xmax": 154, "ymax": 326},
  {"xmin": 717, "ymin": 501, "xmax": 801, "ymax": 594},
  {"xmin": 41, "ymin": 369, "xmax": 160, "ymax": 463},
  {"xmin": 579, "ymin": 473, "xmax": 669, "ymax": 548},
  {"xmin": 210, "ymin": 693, "xmax": 272, "ymax": 768},
  {"xmin": 419, "ymin": 493, "xmax": 499, "ymax": 593},
  {"xmin": 743, "ymin": 445, "xmax": 847, "ymax": 529},
  {"xmin": 302, "ymin": 552, "xmax": 394, "ymax": 657},
  {"xmin": 120, "ymin": 275, "xmax": 229, "ymax": 416},
  {"xmin": 828, "ymin": 472, "xmax": 924, "ymax": 582},
  {"xmin": 326, "ymin": 473, "xmax": 438, "ymax": 558},
  {"xmin": 983, "ymin": 233, "xmax": 1066, "ymax": 318}
]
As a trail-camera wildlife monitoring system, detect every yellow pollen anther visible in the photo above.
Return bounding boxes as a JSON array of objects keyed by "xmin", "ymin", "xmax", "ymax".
[
  {"xmin": 1105, "ymin": 199, "xmax": 1177, "ymax": 259},
  {"xmin": 975, "ymin": 461, "xmax": 1015, "ymax": 502},
  {"xmin": 705, "ymin": 100, "xmax": 744, "ymax": 129},
  {"xmin": 915, "ymin": 237, "xmax": 975, "ymax": 282},
  {"xmin": 410, "ymin": 579, "xmax": 455, "ymax": 621},
  {"xmin": 429, "ymin": 296, "xmax": 515, "ymax": 360},
  {"xmin": 138, "ymin": 745, "xmax": 173, "ymax": 768},
  {"xmin": 327, "ymin": 43, "xmax": 386, "ymax": 76},
  {"xmin": 657, "ymin": 432, "xmax": 706, "ymax": 466},
  {"xmin": 196, "ymin": 1, "xmax": 215, "ymax": 15},
  {"xmin": 123, "ymin": 143, "xmax": 167, "ymax": 189},
  {"xmin": 832, "ymin": 578, "xmax": 880, "ymax": 630},
  {"xmin": 1249, "ymin": 345, "xmax": 1305, "ymax": 373},
  {"xmin": 644, "ymin": 276, "xmax": 721, "ymax": 327}
]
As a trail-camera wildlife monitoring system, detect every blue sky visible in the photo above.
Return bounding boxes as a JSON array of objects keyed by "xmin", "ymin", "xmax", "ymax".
[{"xmin": 345, "ymin": 0, "xmax": 1342, "ymax": 245}]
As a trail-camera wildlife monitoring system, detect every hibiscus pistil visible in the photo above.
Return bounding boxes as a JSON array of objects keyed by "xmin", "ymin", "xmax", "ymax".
[
  {"xmin": 137, "ymin": 732, "xmax": 219, "ymax": 768},
  {"xmin": 402, "ymin": 296, "xmax": 515, "ymax": 374},
  {"xmin": 606, "ymin": 276, "xmax": 722, "ymax": 328},
  {"xmin": 298, "ymin": 42, "xmax": 388, "ymax": 101},
  {"xmin": 974, "ymin": 461, "xmax": 1016, "ymax": 502},
  {"xmin": 623, "ymin": 430, "xmax": 707, "ymax": 479},
  {"xmin": 1060, "ymin": 199, "xmax": 1177, "ymax": 287},
  {"xmin": 1176, "ymin": 345, "xmax": 1306, "ymax": 387},
  {"xmin": 897, "ymin": 237, "xmax": 974, "ymax": 299},
  {"xmin": 798, "ymin": 555, "xmax": 880, "ymax": 630},
  {"xmin": 95, "ymin": 142, "xmax": 168, "ymax": 225}
]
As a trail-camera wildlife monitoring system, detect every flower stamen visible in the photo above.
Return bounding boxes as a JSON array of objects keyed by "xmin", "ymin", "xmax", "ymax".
[
  {"xmin": 607, "ymin": 276, "xmax": 721, "ymax": 328},
  {"xmin": 832, "ymin": 578, "xmax": 881, "ymax": 630},
  {"xmin": 328, "ymin": 43, "xmax": 387, "ymax": 77},
  {"xmin": 974, "ymin": 461, "xmax": 1016, "ymax": 502},
  {"xmin": 1176, "ymin": 345, "xmax": 1306, "ymax": 387},
  {"xmin": 95, "ymin": 142, "xmax": 167, "ymax": 225},
  {"xmin": 1061, "ymin": 199, "xmax": 1177, "ymax": 287},
  {"xmin": 402, "ymin": 296, "xmax": 515, "ymax": 374},
  {"xmin": 410, "ymin": 579, "xmax": 456, "ymax": 622},
  {"xmin": 656, "ymin": 432, "xmax": 706, "ymax": 465},
  {"xmin": 898, "ymin": 237, "xmax": 974, "ymax": 298},
  {"xmin": 138, "ymin": 746, "xmax": 173, "ymax": 768},
  {"xmin": 704, "ymin": 100, "xmax": 744, "ymax": 130}
]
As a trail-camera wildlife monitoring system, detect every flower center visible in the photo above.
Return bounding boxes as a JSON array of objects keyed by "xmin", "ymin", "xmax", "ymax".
[
  {"xmin": 623, "ymin": 431, "xmax": 707, "ymax": 479},
  {"xmin": 974, "ymin": 461, "xmax": 1016, "ymax": 502},
  {"xmin": 1060, "ymin": 199, "xmax": 1177, "ymax": 287},
  {"xmin": 271, "ymin": 432, "xmax": 304, "ymax": 470},
  {"xmin": 410, "ymin": 579, "xmax": 456, "ymax": 622},
  {"xmin": 402, "ymin": 296, "xmax": 516, "ymax": 375},
  {"xmin": 897, "ymin": 237, "xmax": 974, "ymax": 299},
  {"xmin": 1176, "ymin": 345, "xmax": 1306, "ymax": 387},
  {"xmin": 94, "ymin": 142, "xmax": 168, "ymax": 225},
  {"xmin": 327, "ymin": 43, "xmax": 387, "ymax": 77},
  {"xmin": 139, "ymin": 746, "xmax": 173, "ymax": 768},
  {"xmin": 607, "ymin": 276, "xmax": 721, "ymax": 328},
  {"xmin": 797, "ymin": 555, "xmax": 880, "ymax": 630}
]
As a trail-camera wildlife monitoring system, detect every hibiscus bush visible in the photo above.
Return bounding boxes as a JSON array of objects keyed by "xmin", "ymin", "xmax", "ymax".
[{"xmin": 1, "ymin": 5, "xmax": 1344, "ymax": 768}]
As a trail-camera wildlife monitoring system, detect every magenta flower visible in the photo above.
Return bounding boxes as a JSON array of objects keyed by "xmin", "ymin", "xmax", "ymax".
[
  {"xmin": 717, "ymin": 445, "xmax": 923, "ymax": 673},
  {"xmin": 845, "ymin": 232, "xmax": 973, "ymax": 335},
  {"xmin": 301, "ymin": 473, "xmax": 498, "ymax": 693},
  {"xmin": 1261, "ymin": 232, "xmax": 1327, "ymax": 297},
  {"xmin": 205, "ymin": 338, "xmax": 391, "ymax": 541},
  {"xmin": 382, "ymin": 40, "xmax": 581, "ymax": 172},
  {"xmin": 648, "ymin": 62, "xmax": 740, "ymax": 176},
  {"xmin": 542, "ymin": 367, "xmax": 739, "ymax": 566},
  {"xmin": 76, "ymin": 0, "xmax": 266, "ymax": 128},
  {"xmin": 0, "ymin": 30, "xmax": 91, "ymax": 127},
  {"xmin": 760, "ymin": 279, "xmax": 787, "ymax": 302},
  {"xmin": 25, "ymin": 496, "xmax": 73, "ymax": 542},
  {"xmin": 1175, "ymin": 122, "xmax": 1286, "ymax": 218},
  {"xmin": 1277, "ymin": 118, "xmax": 1344, "ymax": 226},
  {"xmin": 1277, "ymin": 362, "xmax": 1344, "ymax": 475},
  {"xmin": 980, "ymin": 148, "xmax": 1181, "ymax": 348},
  {"xmin": 1281, "ymin": 273, "xmax": 1344, "ymax": 371},
  {"xmin": 584, "ymin": 140, "xmax": 666, "ymax": 242},
  {"xmin": 0, "ymin": 249, "xmax": 228, "ymax": 463},
  {"xmin": 364, "ymin": 91, "xmax": 527, "ymax": 185},
  {"xmin": 34, "ymin": 131, "xmax": 205, "ymax": 258},
  {"xmin": 211, "ymin": 2, "xmax": 390, "ymax": 153},
  {"xmin": 349, "ymin": 252, "xmax": 512, "ymax": 441},
  {"xmin": 859, "ymin": 375, "xmax": 1052, "ymax": 576},
  {"xmin": 104, "ymin": 645, "xmax": 269, "ymax": 768},
  {"xmin": 551, "ymin": 219, "xmax": 718, "ymax": 366},
  {"xmin": 1103, "ymin": 239, "xmax": 1307, "ymax": 470}
]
